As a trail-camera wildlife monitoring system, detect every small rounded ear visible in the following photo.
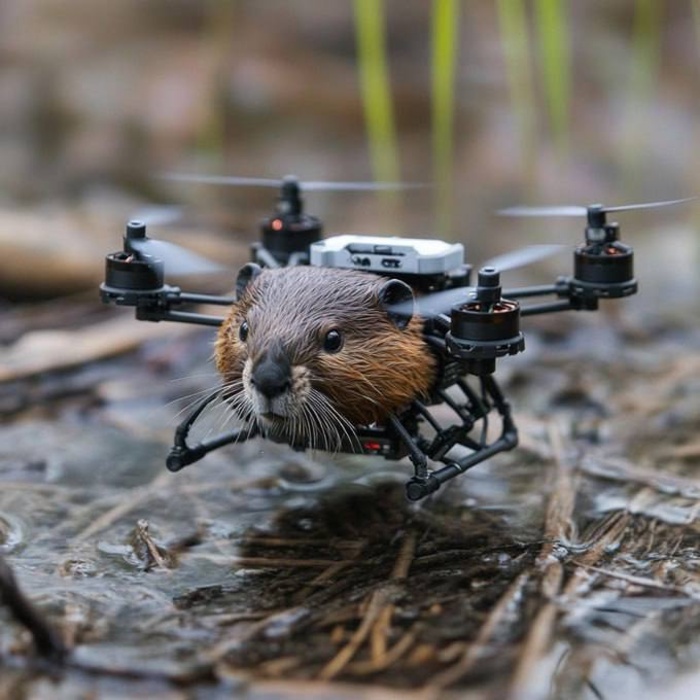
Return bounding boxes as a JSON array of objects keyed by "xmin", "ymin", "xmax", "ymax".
[
  {"xmin": 235, "ymin": 263, "xmax": 262, "ymax": 300},
  {"xmin": 378, "ymin": 279, "xmax": 414, "ymax": 330}
]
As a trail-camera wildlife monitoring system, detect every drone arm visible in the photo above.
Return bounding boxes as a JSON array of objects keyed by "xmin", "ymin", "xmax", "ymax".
[
  {"xmin": 403, "ymin": 375, "xmax": 518, "ymax": 501},
  {"xmin": 101, "ymin": 284, "xmax": 234, "ymax": 327},
  {"xmin": 387, "ymin": 413, "xmax": 428, "ymax": 479},
  {"xmin": 503, "ymin": 283, "xmax": 562, "ymax": 299},
  {"xmin": 148, "ymin": 290, "xmax": 234, "ymax": 325},
  {"xmin": 178, "ymin": 292, "xmax": 236, "ymax": 305},
  {"xmin": 135, "ymin": 308, "xmax": 225, "ymax": 326},
  {"xmin": 167, "ymin": 429, "xmax": 252, "ymax": 471},
  {"xmin": 504, "ymin": 278, "xmax": 604, "ymax": 316},
  {"xmin": 407, "ymin": 428, "xmax": 518, "ymax": 500},
  {"xmin": 166, "ymin": 392, "xmax": 258, "ymax": 472},
  {"xmin": 519, "ymin": 299, "xmax": 578, "ymax": 317}
]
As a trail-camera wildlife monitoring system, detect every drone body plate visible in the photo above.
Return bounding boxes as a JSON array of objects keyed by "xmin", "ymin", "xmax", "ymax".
[{"xmin": 310, "ymin": 235, "xmax": 464, "ymax": 275}]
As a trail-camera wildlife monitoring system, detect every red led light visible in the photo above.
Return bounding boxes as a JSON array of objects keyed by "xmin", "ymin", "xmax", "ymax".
[
  {"xmin": 363, "ymin": 441, "xmax": 382, "ymax": 452},
  {"xmin": 271, "ymin": 219, "xmax": 283, "ymax": 231}
]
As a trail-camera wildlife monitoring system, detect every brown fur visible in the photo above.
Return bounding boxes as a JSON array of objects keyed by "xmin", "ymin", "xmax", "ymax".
[{"xmin": 215, "ymin": 266, "xmax": 437, "ymax": 426}]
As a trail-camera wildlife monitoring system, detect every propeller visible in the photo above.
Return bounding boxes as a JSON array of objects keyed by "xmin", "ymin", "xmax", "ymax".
[
  {"xmin": 498, "ymin": 197, "xmax": 695, "ymax": 228},
  {"xmin": 477, "ymin": 244, "xmax": 565, "ymax": 272},
  {"xmin": 124, "ymin": 220, "xmax": 224, "ymax": 276},
  {"xmin": 392, "ymin": 244, "xmax": 566, "ymax": 319},
  {"xmin": 129, "ymin": 205, "xmax": 185, "ymax": 228},
  {"xmin": 156, "ymin": 172, "xmax": 428, "ymax": 192}
]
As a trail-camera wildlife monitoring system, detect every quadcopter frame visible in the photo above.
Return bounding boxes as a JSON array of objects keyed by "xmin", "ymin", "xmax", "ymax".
[{"xmin": 101, "ymin": 197, "xmax": 637, "ymax": 501}]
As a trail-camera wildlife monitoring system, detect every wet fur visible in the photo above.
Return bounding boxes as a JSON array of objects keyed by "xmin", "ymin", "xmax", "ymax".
[{"xmin": 215, "ymin": 267, "xmax": 436, "ymax": 446}]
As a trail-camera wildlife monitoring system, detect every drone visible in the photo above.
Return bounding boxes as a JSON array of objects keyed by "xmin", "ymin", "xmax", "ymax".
[{"xmin": 100, "ymin": 175, "xmax": 689, "ymax": 501}]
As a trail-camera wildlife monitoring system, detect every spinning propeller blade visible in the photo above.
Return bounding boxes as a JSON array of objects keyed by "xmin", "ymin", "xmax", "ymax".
[
  {"xmin": 126, "ymin": 220, "xmax": 224, "ymax": 276},
  {"xmin": 130, "ymin": 205, "xmax": 185, "ymax": 227},
  {"xmin": 497, "ymin": 205, "xmax": 588, "ymax": 217},
  {"xmin": 392, "ymin": 245, "xmax": 566, "ymax": 319},
  {"xmin": 476, "ymin": 244, "xmax": 564, "ymax": 273},
  {"xmin": 498, "ymin": 196, "xmax": 695, "ymax": 218},
  {"xmin": 601, "ymin": 197, "xmax": 696, "ymax": 213},
  {"xmin": 157, "ymin": 172, "xmax": 427, "ymax": 192}
]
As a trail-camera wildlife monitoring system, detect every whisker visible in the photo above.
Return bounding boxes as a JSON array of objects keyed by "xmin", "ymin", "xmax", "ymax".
[
  {"xmin": 171, "ymin": 378, "xmax": 253, "ymax": 443},
  {"xmin": 306, "ymin": 390, "xmax": 359, "ymax": 455},
  {"xmin": 309, "ymin": 395, "xmax": 337, "ymax": 453},
  {"xmin": 165, "ymin": 386, "xmax": 222, "ymax": 418},
  {"xmin": 168, "ymin": 372, "xmax": 221, "ymax": 384},
  {"xmin": 306, "ymin": 400, "xmax": 329, "ymax": 453},
  {"xmin": 166, "ymin": 376, "xmax": 245, "ymax": 418}
]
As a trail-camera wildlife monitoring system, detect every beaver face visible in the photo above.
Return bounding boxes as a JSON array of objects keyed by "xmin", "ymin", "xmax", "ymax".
[{"xmin": 215, "ymin": 266, "xmax": 436, "ymax": 451}]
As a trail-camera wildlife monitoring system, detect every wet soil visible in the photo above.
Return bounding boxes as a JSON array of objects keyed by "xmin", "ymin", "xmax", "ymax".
[{"xmin": 1, "ymin": 299, "xmax": 699, "ymax": 699}]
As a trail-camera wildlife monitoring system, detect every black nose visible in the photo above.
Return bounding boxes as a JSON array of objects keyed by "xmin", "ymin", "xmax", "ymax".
[{"xmin": 251, "ymin": 350, "xmax": 292, "ymax": 399}]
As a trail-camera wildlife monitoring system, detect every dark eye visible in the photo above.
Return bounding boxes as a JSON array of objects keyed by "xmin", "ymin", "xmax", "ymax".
[
  {"xmin": 323, "ymin": 329, "xmax": 343, "ymax": 353},
  {"xmin": 239, "ymin": 320, "xmax": 249, "ymax": 342}
]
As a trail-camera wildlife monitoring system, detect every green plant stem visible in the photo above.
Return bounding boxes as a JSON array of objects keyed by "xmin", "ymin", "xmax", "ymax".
[
  {"xmin": 198, "ymin": 0, "xmax": 236, "ymax": 164},
  {"xmin": 497, "ymin": 0, "xmax": 537, "ymax": 187},
  {"xmin": 432, "ymin": 0, "xmax": 460, "ymax": 238},
  {"xmin": 354, "ymin": 0, "xmax": 400, "ymax": 229},
  {"xmin": 535, "ymin": 0, "xmax": 570, "ymax": 158},
  {"xmin": 622, "ymin": 0, "xmax": 662, "ymax": 194}
]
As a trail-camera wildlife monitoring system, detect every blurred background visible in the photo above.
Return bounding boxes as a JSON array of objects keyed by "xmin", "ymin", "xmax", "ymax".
[{"xmin": 1, "ymin": 0, "xmax": 699, "ymax": 308}]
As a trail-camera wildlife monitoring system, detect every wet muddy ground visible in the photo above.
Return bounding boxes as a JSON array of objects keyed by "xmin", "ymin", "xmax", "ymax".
[{"xmin": 1, "ymin": 295, "xmax": 699, "ymax": 699}]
